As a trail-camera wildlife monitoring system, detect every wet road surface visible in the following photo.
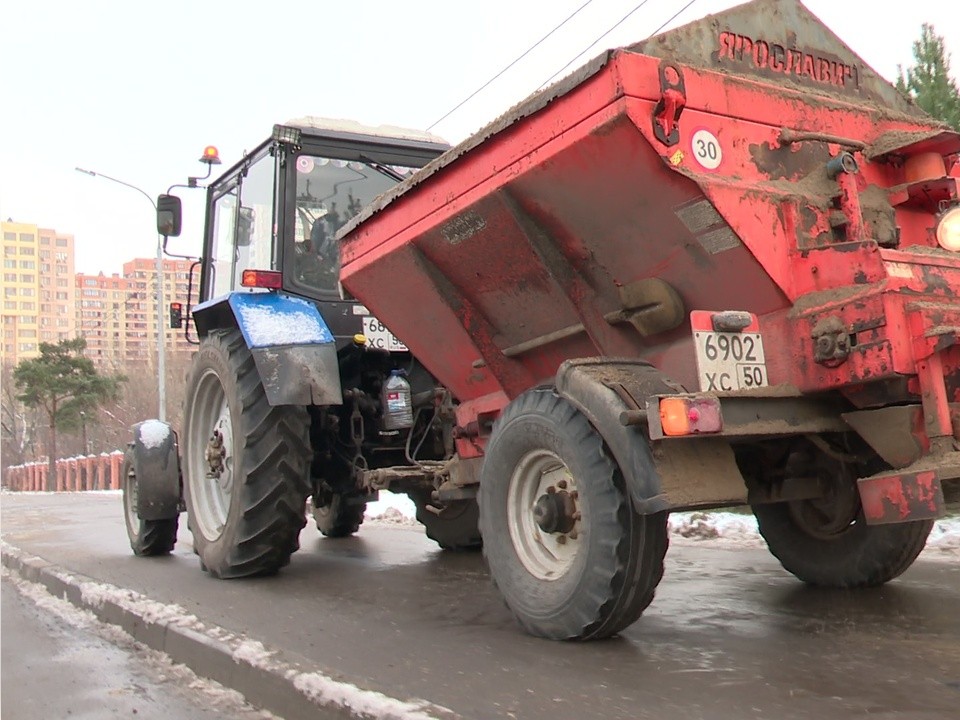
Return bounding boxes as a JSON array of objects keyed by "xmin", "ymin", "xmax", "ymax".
[
  {"xmin": 1, "ymin": 572, "xmax": 273, "ymax": 719},
  {"xmin": 2, "ymin": 492, "xmax": 958, "ymax": 719}
]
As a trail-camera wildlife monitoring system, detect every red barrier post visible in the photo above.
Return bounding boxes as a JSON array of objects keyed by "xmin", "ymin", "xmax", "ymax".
[{"xmin": 110, "ymin": 452, "xmax": 122, "ymax": 490}]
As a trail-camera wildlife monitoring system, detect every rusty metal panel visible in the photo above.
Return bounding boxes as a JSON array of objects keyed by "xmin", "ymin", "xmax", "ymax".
[
  {"xmin": 857, "ymin": 470, "xmax": 945, "ymax": 525},
  {"xmin": 627, "ymin": 0, "xmax": 928, "ymax": 117}
]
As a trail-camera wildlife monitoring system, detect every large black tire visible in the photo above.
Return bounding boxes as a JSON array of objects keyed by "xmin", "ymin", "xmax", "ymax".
[
  {"xmin": 182, "ymin": 329, "xmax": 312, "ymax": 579},
  {"xmin": 752, "ymin": 502, "xmax": 933, "ymax": 588},
  {"xmin": 478, "ymin": 388, "xmax": 668, "ymax": 640},
  {"xmin": 122, "ymin": 449, "xmax": 178, "ymax": 557},
  {"xmin": 313, "ymin": 493, "xmax": 365, "ymax": 538},
  {"xmin": 410, "ymin": 491, "xmax": 482, "ymax": 551}
]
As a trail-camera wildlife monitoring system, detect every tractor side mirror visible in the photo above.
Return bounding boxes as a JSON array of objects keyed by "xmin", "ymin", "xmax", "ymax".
[
  {"xmin": 237, "ymin": 206, "xmax": 254, "ymax": 246},
  {"xmin": 157, "ymin": 194, "xmax": 182, "ymax": 237}
]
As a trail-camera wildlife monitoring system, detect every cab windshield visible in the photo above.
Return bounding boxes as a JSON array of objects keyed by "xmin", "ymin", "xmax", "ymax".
[{"xmin": 292, "ymin": 155, "xmax": 418, "ymax": 294}]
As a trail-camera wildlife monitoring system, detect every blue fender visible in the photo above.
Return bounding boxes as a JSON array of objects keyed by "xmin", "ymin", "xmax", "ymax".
[{"xmin": 193, "ymin": 292, "xmax": 342, "ymax": 406}]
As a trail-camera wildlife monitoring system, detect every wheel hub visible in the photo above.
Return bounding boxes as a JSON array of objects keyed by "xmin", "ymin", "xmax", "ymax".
[
  {"xmin": 788, "ymin": 452, "xmax": 861, "ymax": 540},
  {"xmin": 508, "ymin": 450, "xmax": 583, "ymax": 580},
  {"xmin": 533, "ymin": 490, "xmax": 577, "ymax": 535}
]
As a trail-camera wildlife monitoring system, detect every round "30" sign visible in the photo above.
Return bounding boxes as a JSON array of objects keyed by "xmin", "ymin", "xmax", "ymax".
[{"xmin": 691, "ymin": 129, "xmax": 722, "ymax": 170}]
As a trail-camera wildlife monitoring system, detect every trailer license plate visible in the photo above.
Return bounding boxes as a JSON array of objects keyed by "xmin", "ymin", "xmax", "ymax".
[
  {"xmin": 691, "ymin": 312, "xmax": 768, "ymax": 392},
  {"xmin": 362, "ymin": 316, "xmax": 408, "ymax": 352}
]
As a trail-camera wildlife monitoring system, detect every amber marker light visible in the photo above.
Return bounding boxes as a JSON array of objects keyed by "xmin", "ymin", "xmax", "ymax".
[
  {"xmin": 659, "ymin": 397, "xmax": 723, "ymax": 436},
  {"xmin": 241, "ymin": 269, "xmax": 282, "ymax": 289}
]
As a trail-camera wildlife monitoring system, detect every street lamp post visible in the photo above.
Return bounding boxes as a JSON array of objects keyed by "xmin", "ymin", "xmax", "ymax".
[
  {"xmin": 75, "ymin": 168, "xmax": 166, "ymax": 422},
  {"xmin": 80, "ymin": 410, "xmax": 88, "ymax": 455}
]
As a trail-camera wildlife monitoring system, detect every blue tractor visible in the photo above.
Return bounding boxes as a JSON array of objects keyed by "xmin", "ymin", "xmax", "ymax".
[{"xmin": 122, "ymin": 120, "xmax": 481, "ymax": 576}]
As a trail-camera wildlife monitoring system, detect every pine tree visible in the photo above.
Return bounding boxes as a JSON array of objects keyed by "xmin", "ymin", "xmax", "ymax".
[
  {"xmin": 896, "ymin": 23, "xmax": 960, "ymax": 131},
  {"xmin": 14, "ymin": 338, "xmax": 125, "ymax": 490}
]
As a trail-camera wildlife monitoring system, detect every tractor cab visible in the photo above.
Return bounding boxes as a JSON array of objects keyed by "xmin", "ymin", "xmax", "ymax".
[{"xmin": 193, "ymin": 118, "xmax": 449, "ymax": 346}]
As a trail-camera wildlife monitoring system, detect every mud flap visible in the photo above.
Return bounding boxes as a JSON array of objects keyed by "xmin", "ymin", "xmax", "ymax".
[
  {"xmin": 131, "ymin": 420, "xmax": 181, "ymax": 521},
  {"xmin": 857, "ymin": 469, "xmax": 945, "ymax": 525}
]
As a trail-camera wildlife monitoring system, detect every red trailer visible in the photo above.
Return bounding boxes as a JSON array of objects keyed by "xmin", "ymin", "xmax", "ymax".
[{"xmin": 340, "ymin": 0, "xmax": 960, "ymax": 639}]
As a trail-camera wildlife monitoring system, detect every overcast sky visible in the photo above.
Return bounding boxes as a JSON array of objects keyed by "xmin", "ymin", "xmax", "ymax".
[{"xmin": 2, "ymin": 0, "xmax": 958, "ymax": 275}]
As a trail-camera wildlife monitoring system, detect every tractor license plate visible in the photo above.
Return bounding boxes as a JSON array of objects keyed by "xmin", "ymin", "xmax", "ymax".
[
  {"xmin": 691, "ymin": 311, "xmax": 768, "ymax": 392},
  {"xmin": 362, "ymin": 316, "xmax": 408, "ymax": 352}
]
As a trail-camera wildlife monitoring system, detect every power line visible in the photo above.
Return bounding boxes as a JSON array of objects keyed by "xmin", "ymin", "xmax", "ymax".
[
  {"xmin": 648, "ymin": 0, "xmax": 699, "ymax": 36},
  {"xmin": 537, "ymin": 0, "xmax": 700, "ymax": 91},
  {"xmin": 427, "ymin": 0, "xmax": 598, "ymax": 131},
  {"xmin": 537, "ymin": 0, "xmax": 656, "ymax": 90}
]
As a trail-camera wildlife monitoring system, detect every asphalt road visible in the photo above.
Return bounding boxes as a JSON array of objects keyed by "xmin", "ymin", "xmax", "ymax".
[
  {"xmin": 2, "ymin": 492, "xmax": 958, "ymax": 720},
  {"xmin": 1, "ymin": 573, "xmax": 273, "ymax": 719}
]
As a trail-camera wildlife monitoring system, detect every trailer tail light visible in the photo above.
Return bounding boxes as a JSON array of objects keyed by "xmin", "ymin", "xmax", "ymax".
[
  {"xmin": 241, "ymin": 269, "xmax": 282, "ymax": 289},
  {"xmin": 659, "ymin": 397, "xmax": 723, "ymax": 436},
  {"xmin": 936, "ymin": 205, "xmax": 960, "ymax": 251}
]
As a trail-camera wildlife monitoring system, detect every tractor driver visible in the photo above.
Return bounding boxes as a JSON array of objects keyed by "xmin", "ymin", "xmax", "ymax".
[{"xmin": 295, "ymin": 213, "xmax": 339, "ymax": 292}]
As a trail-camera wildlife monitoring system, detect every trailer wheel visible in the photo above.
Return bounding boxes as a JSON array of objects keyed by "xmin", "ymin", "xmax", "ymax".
[
  {"xmin": 313, "ymin": 492, "xmax": 365, "ymax": 537},
  {"xmin": 752, "ymin": 452, "xmax": 933, "ymax": 587},
  {"xmin": 182, "ymin": 329, "xmax": 311, "ymax": 578},
  {"xmin": 411, "ymin": 491, "xmax": 482, "ymax": 551},
  {"xmin": 122, "ymin": 449, "xmax": 178, "ymax": 556},
  {"xmin": 479, "ymin": 388, "xmax": 668, "ymax": 640}
]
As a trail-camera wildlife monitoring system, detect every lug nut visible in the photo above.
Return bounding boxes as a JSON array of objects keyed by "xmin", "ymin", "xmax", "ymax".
[
  {"xmin": 556, "ymin": 535, "xmax": 567, "ymax": 544},
  {"xmin": 546, "ymin": 486, "xmax": 556, "ymax": 494},
  {"xmin": 557, "ymin": 479, "xmax": 568, "ymax": 489},
  {"xmin": 569, "ymin": 530, "xmax": 578, "ymax": 540},
  {"xmin": 572, "ymin": 511, "xmax": 581, "ymax": 521},
  {"xmin": 570, "ymin": 491, "xmax": 578, "ymax": 500}
]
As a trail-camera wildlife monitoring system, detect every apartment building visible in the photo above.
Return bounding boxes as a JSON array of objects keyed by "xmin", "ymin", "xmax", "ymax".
[
  {"xmin": 74, "ymin": 272, "xmax": 131, "ymax": 367},
  {"xmin": 1, "ymin": 220, "xmax": 76, "ymax": 362},
  {"xmin": 74, "ymin": 259, "xmax": 198, "ymax": 366},
  {"xmin": 121, "ymin": 257, "xmax": 197, "ymax": 363}
]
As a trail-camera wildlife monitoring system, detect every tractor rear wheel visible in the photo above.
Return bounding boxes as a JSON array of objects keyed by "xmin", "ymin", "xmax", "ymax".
[
  {"xmin": 182, "ymin": 329, "xmax": 312, "ymax": 578},
  {"xmin": 122, "ymin": 448, "xmax": 178, "ymax": 556},
  {"xmin": 478, "ymin": 388, "xmax": 668, "ymax": 640}
]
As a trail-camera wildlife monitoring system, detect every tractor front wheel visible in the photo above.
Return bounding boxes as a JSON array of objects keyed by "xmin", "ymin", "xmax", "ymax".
[{"xmin": 122, "ymin": 448, "xmax": 178, "ymax": 556}]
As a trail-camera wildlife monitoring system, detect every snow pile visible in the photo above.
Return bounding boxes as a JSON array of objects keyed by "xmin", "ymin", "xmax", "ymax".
[
  {"xmin": 927, "ymin": 519, "xmax": 960, "ymax": 555},
  {"xmin": 292, "ymin": 672, "xmax": 444, "ymax": 720},
  {"xmin": 138, "ymin": 419, "xmax": 170, "ymax": 450},
  {"xmin": 367, "ymin": 506, "xmax": 418, "ymax": 527},
  {"xmin": 140, "ymin": 420, "xmax": 170, "ymax": 450},
  {"xmin": 668, "ymin": 510, "xmax": 960, "ymax": 560},
  {"xmin": 365, "ymin": 490, "xmax": 419, "ymax": 527},
  {"xmin": 669, "ymin": 511, "xmax": 764, "ymax": 548}
]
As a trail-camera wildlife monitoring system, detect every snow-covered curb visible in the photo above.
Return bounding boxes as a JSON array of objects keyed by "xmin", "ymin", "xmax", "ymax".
[
  {"xmin": 2, "ymin": 567, "xmax": 274, "ymax": 719},
  {"xmin": 0, "ymin": 541, "xmax": 456, "ymax": 720}
]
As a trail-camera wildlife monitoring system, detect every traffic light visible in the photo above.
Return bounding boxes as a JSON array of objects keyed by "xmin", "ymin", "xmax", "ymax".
[{"xmin": 169, "ymin": 302, "xmax": 183, "ymax": 329}]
